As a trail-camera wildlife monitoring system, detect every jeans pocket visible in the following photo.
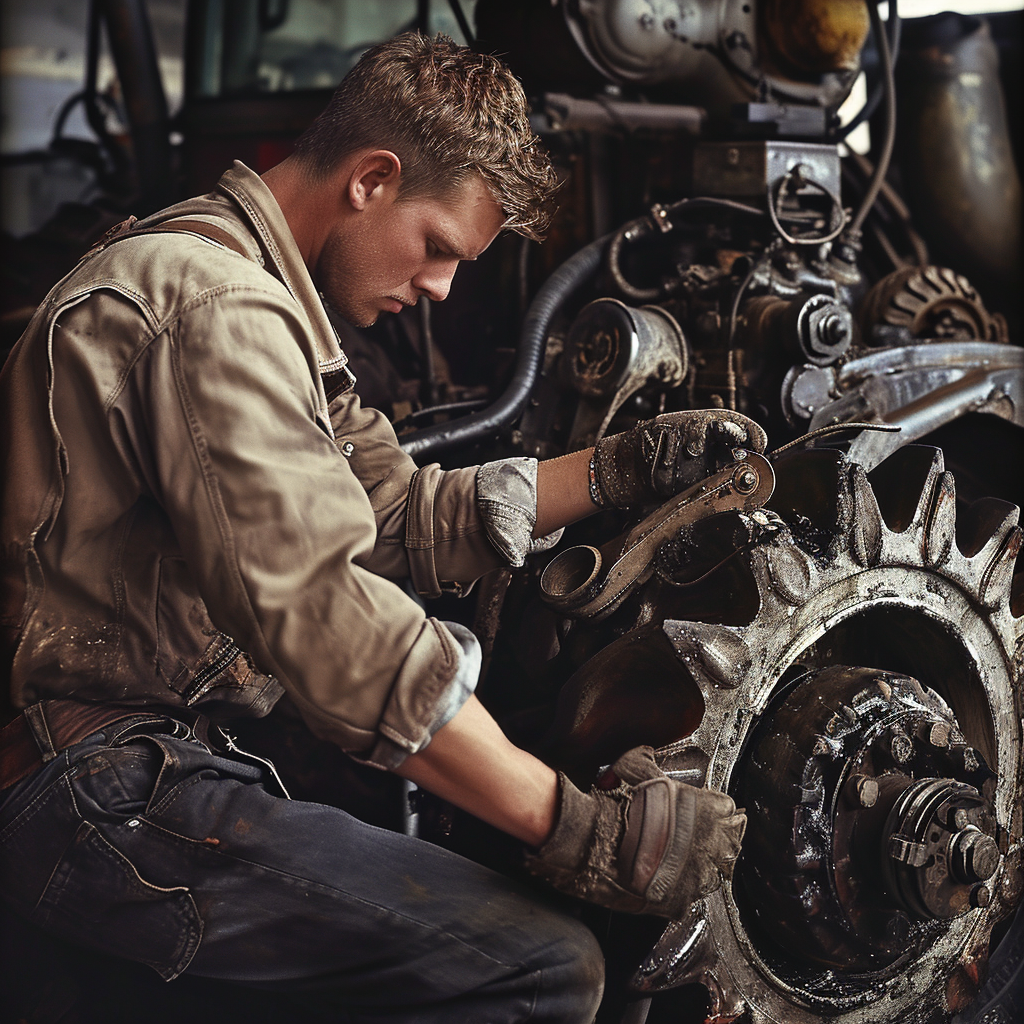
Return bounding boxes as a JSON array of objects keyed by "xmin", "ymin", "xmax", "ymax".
[{"xmin": 35, "ymin": 819, "xmax": 203, "ymax": 980}]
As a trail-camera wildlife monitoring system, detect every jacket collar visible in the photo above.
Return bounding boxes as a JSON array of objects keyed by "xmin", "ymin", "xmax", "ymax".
[{"xmin": 217, "ymin": 161, "xmax": 347, "ymax": 370}]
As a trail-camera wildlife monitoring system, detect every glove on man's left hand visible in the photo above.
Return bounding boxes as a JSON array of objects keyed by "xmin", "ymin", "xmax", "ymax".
[
  {"xmin": 591, "ymin": 410, "xmax": 768, "ymax": 508},
  {"xmin": 525, "ymin": 746, "xmax": 746, "ymax": 918}
]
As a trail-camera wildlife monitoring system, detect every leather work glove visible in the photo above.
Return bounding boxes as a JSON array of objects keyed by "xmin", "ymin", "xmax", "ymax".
[
  {"xmin": 525, "ymin": 747, "xmax": 746, "ymax": 918},
  {"xmin": 590, "ymin": 410, "xmax": 768, "ymax": 508}
]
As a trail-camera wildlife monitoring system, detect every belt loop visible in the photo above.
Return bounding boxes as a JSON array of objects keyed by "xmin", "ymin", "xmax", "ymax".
[{"xmin": 23, "ymin": 702, "xmax": 59, "ymax": 762}]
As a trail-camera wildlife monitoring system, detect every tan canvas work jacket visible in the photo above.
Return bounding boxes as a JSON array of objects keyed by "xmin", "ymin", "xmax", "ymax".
[{"xmin": 0, "ymin": 162, "xmax": 508, "ymax": 760}]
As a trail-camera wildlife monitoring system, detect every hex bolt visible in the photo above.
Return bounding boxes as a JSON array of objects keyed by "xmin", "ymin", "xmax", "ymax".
[
  {"xmin": 970, "ymin": 884, "xmax": 992, "ymax": 909},
  {"xmin": 890, "ymin": 729, "xmax": 913, "ymax": 764},
  {"xmin": 737, "ymin": 469, "xmax": 757, "ymax": 492},
  {"xmin": 927, "ymin": 722, "xmax": 951, "ymax": 748},
  {"xmin": 820, "ymin": 313, "xmax": 851, "ymax": 348},
  {"xmin": 951, "ymin": 829, "xmax": 1001, "ymax": 883}
]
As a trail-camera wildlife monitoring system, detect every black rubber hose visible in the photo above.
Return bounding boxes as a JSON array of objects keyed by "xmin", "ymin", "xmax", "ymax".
[{"xmin": 400, "ymin": 233, "xmax": 612, "ymax": 461}]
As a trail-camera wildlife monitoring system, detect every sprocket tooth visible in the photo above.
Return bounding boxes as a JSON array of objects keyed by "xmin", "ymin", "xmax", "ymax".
[
  {"xmin": 849, "ymin": 463, "xmax": 883, "ymax": 567},
  {"xmin": 867, "ymin": 445, "xmax": 946, "ymax": 535},
  {"xmin": 924, "ymin": 471, "xmax": 957, "ymax": 567},
  {"xmin": 762, "ymin": 535, "xmax": 815, "ymax": 605},
  {"xmin": 631, "ymin": 914, "xmax": 711, "ymax": 993},
  {"xmin": 980, "ymin": 526, "xmax": 1023, "ymax": 609},
  {"xmin": 957, "ymin": 497, "xmax": 1020, "ymax": 558},
  {"xmin": 663, "ymin": 621, "xmax": 752, "ymax": 691}
]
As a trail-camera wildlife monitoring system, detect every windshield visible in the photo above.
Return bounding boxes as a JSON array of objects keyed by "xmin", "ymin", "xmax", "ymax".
[{"xmin": 187, "ymin": 0, "xmax": 469, "ymax": 97}]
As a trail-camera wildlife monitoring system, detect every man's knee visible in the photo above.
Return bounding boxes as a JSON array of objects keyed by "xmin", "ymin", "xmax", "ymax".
[{"xmin": 533, "ymin": 913, "xmax": 605, "ymax": 1024}]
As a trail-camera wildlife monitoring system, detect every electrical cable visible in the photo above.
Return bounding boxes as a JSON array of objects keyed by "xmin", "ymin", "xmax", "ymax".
[
  {"xmin": 849, "ymin": 0, "xmax": 897, "ymax": 235},
  {"xmin": 608, "ymin": 197, "xmax": 767, "ymax": 302},
  {"xmin": 836, "ymin": 0, "xmax": 901, "ymax": 141},
  {"xmin": 767, "ymin": 170, "xmax": 848, "ymax": 246}
]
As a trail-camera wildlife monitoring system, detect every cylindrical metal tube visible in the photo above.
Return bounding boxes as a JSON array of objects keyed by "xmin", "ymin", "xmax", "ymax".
[{"xmin": 895, "ymin": 14, "xmax": 1021, "ymax": 290}]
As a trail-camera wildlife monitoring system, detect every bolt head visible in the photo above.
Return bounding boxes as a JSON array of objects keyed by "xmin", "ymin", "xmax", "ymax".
[
  {"xmin": 968, "ymin": 835, "xmax": 1001, "ymax": 881},
  {"xmin": 928, "ymin": 722, "xmax": 951, "ymax": 748},
  {"xmin": 856, "ymin": 776, "xmax": 879, "ymax": 808},
  {"xmin": 891, "ymin": 731, "xmax": 913, "ymax": 764},
  {"xmin": 970, "ymin": 884, "xmax": 992, "ymax": 908}
]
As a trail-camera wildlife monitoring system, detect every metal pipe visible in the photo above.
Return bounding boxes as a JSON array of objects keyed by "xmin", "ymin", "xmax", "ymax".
[
  {"xmin": 97, "ymin": 0, "xmax": 173, "ymax": 213},
  {"xmin": 542, "ymin": 94, "xmax": 705, "ymax": 135}
]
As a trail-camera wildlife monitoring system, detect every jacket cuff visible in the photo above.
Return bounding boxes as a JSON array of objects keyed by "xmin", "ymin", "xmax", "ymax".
[{"xmin": 361, "ymin": 620, "xmax": 481, "ymax": 770}]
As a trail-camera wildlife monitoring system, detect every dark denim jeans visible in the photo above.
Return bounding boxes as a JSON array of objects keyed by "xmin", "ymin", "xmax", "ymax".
[{"xmin": 0, "ymin": 714, "xmax": 604, "ymax": 1023}]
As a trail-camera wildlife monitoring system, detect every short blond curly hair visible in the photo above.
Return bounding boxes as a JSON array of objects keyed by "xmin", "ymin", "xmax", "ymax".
[{"xmin": 293, "ymin": 33, "xmax": 558, "ymax": 242}]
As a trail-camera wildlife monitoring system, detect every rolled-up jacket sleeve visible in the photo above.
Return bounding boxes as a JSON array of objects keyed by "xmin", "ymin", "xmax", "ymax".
[
  {"xmin": 124, "ymin": 284, "xmax": 475, "ymax": 757},
  {"xmin": 326, "ymin": 391, "xmax": 507, "ymax": 594}
]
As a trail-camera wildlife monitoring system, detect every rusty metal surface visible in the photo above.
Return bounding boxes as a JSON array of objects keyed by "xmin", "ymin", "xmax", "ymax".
[
  {"xmin": 692, "ymin": 142, "xmax": 842, "ymax": 202},
  {"xmin": 602, "ymin": 444, "xmax": 1024, "ymax": 1022},
  {"xmin": 761, "ymin": 0, "xmax": 870, "ymax": 75},
  {"xmin": 540, "ymin": 446, "xmax": 1022, "ymax": 1020}
]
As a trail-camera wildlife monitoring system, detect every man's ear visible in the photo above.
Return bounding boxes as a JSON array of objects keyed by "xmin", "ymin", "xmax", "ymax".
[{"xmin": 347, "ymin": 150, "xmax": 402, "ymax": 211}]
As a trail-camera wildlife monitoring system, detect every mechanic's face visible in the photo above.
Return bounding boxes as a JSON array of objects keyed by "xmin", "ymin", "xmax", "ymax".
[{"xmin": 317, "ymin": 173, "xmax": 505, "ymax": 328}]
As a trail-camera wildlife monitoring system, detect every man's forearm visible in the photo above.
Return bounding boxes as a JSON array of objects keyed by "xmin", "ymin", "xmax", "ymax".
[
  {"xmin": 534, "ymin": 447, "xmax": 597, "ymax": 538},
  {"xmin": 395, "ymin": 694, "xmax": 558, "ymax": 847}
]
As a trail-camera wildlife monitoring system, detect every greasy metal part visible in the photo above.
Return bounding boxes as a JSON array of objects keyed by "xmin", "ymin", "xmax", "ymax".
[
  {"xmin": 806, "ymin": 343, "xmax": 1024, "ymax": 470},
  {"xmin": 894, "ymin": 14, "xmax": 1022, "ymax": 290},
  {"xmin": 541, "ymin": 93, "xmax": 704, "ymax": 135},
  {"xmin": 541, "ymin": 452, "xmax": 774, "ymax": 620},
  {"xmin": 613, "ymin": 444, "xmax": 1024, "ymax": 1021},
  {"xmin": 559, "ymin": 0, "xmax": 857, "ymax": 107},
  {"xmin": 692, "ymin": 142, "xmax": 841, "ymax": 201},
  {"xmin": 782, "ymin": 364, "xmax": 836, "ymax": 424},
  {"xmin": 737, "ymin": 666, "xmax": 999, "ymax": 976},
  {"xmin": 742, "ymin": 292, "xmax": 853, "ymax": 366},
  {"xmin": 761, "ymin": 0, "xmax": 870, "ymax": 75},
  {"xmin": 565, "ymin": 299, "xmax": 689, "ymax": 449},
  {"xmin": 860, "ymin": 266, "xmax": 1008, "ymax": 346},
  {"xmin": 881, "ymin": 777, "xmax": 998, "ymax": 920}
]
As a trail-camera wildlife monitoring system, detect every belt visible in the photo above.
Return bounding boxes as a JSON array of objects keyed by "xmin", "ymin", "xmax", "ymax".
[{"xmin": 0, "ymin": 700, "xmax": 163, "ymax": 792}]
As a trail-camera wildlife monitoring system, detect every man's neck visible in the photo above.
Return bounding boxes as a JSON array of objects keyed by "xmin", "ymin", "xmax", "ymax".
[{"xmin": 261, "ymin": 157, "xmax": 336, "ymax": 272}]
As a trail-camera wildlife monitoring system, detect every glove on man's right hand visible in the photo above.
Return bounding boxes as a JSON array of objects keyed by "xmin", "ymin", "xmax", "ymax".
[{"xmin": 525, "ymin": 747, "xmax": 746, "ymax": 918}]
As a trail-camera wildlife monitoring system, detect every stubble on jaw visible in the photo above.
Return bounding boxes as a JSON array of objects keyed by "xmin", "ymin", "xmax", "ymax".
[{"xmin": 313, "ymin": 227, "xmax": 380, "ymax": 329}]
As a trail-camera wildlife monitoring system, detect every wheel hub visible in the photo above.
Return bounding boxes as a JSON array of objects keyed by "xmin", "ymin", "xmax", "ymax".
[{"xmin": 736, "ymin": 665, "xmax": 1000, "ymax": 980}]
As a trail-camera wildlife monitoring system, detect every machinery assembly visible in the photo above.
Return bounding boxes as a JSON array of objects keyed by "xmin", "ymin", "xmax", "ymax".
[{"xmin": 1, "ymin": 1, "xmax": 1020, "ymax": 1021}]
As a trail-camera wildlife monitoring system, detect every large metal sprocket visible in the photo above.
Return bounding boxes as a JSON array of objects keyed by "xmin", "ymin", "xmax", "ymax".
[{"xmin": 552, "ymin": 444, "xmax": 1022, "ymax": 1022}]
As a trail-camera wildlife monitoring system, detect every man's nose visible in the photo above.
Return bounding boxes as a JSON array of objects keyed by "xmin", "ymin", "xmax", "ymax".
[{"xmin": 413, "ymin": 260, "xmax": 459, "ymax": 303}]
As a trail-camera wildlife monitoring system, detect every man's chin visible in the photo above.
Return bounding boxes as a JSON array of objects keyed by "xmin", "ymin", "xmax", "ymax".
[{"xmin": 322, "ymin": 296, "xmax": 378, "ymax": 329}]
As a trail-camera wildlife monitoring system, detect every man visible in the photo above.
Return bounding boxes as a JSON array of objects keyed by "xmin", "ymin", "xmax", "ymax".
[{"xmin": 1, "ymin": 34, "xmax": 760, "ymax": 1022}]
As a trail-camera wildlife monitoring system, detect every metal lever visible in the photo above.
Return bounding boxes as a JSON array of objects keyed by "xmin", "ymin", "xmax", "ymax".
[{"xmin": 540, "ymin": 451, "xmax": 775, "ymax": 620}]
